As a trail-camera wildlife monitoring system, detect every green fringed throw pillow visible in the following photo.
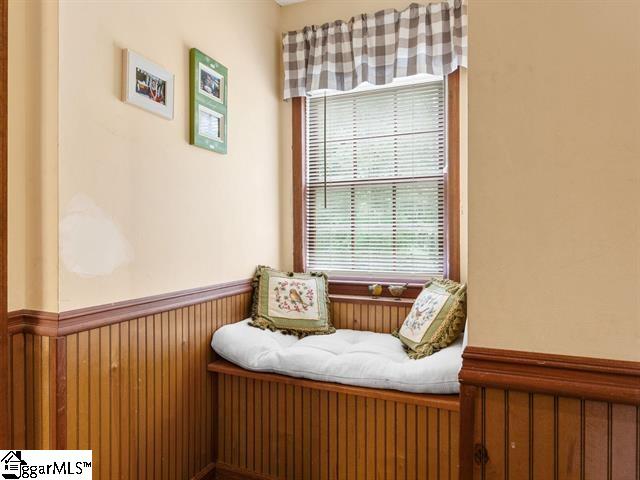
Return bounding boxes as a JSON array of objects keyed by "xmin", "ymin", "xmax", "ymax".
[
  {"xmin": 394, "ymin": 279, "xmax": 467, "ymax": 359},
  {"xmin": 249, "ymin": 266, "xmax": 335, "ymax": 337}
]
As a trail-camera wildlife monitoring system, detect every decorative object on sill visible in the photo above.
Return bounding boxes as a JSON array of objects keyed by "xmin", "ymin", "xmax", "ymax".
[
  {"xmin": 249, "ymin": 266, "xmax": 335, "ymax": 337},
  {"xmin": 368, "ymin": 283, "xmax": 383, "ymax": 297},
  {"xmin": 282, "ymin": 1, "xmax": 468, "ymax": 100},
  {"xmin": 393, "ymin": 278, "xmax": 467, "ymax": 359},
  {"xmin": 388, "ymin": 283, "xmax": 408, "ymax": 298},
  {"xmin": 122, "ymin": 49, "xmax": 174, "ymax": 119},
  {"xmin": 189, "ymin": 48, "xmax": 228, "ymax": 154}
]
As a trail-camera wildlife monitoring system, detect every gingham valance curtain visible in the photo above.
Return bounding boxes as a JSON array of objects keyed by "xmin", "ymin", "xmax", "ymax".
[{"xmin": 282, "ymin": 1, "xmax": 467, "ymax": 100}]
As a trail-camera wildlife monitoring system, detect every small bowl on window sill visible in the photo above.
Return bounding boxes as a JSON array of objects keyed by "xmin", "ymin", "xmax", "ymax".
[
  {"xmin": 368, "ymin": 284, "xmax": 383, "ymax": 297},
  {"xmin": 388, "ymin": 284, "xmax": 408, "ymax": 299}
]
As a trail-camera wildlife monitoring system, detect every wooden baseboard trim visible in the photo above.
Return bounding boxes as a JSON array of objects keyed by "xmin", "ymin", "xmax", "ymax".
[
  {"xmin": 192, "ymin": 462, "xmax": 216, "ymax": 480},
  {"xmin": 460, "ymin": 346, "xmax": 640, "ymax": 404},
  {"xmin": 214, "ymin": 463, "xmax": 275, "ymax": 480},
  {"xmin": 8, "ymin": 278, "xmax": 252, "ymax": 336}
]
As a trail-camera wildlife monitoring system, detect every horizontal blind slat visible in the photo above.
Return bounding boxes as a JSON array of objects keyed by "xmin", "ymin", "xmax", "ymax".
[{"xmin": 305, "ymin": 80, "xmax": 446, "ymax": 276}]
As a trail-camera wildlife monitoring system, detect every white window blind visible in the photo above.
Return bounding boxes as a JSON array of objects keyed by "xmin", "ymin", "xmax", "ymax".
[{"xmin": 305, "ymin": 80, "xmax": 446, "ymax": 277}]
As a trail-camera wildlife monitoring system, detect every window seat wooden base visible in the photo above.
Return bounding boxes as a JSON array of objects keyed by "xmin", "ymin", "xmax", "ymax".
[{"xmin": 209, "ymin": 359, "xmax": 461, "ymax": 480}]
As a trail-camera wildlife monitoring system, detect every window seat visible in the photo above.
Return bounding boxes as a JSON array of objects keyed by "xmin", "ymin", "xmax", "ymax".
[{"xmin": 210, "ymin": 319, "xmax": 463, "ymax": 395}]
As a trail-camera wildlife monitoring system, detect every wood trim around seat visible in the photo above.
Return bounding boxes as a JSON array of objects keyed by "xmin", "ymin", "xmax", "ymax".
[
  {"xmin": 459, "ymin": 346, "xmax": 640, "ymax": 405},
  {"xmin": 208, "ymin": 358, "xmax": 460, "ymax": 411},
  {"xmin": 8, "ymin": 278, "xmax": 252, "ymax": 336}
]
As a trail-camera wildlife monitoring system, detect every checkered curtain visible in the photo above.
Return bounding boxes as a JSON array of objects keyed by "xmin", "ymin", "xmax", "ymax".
[{"xmin": 282, "ymin": 1, "xmax": 467, "ymax": 100}]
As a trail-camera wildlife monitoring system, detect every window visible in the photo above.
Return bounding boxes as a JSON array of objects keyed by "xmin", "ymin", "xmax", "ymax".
[{"xmin": 293, "ymin": 73, "xmax": 459, "ymax": 281}]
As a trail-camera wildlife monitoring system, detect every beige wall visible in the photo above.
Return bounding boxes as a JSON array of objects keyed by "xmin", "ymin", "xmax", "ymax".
[
  {"xmin": 278, "ymin": 0, "xmax": 469, "ymax": 281},
  {"xmin": 9, "ymin": 0, "xmax": 638, "ymax": 362},
  {"xmin": 8, "ymin": 0, "xmax": 59, "ymax": 312},
  {"xmin": 280, "ymin": 0, "xmax": 414, "ymax": 30},
  {"xmin": 467, "ymin": 1, "xmax": 640, "ymax": 361},
  {"xmin": 55, "ymin": 0, "xmax": 283, "ymax": 310},
  {"xmin": 9, "ymin": 0, "xmax": 467, "ymax": 312},
  {"xmin": 9, "ymin": 0, "xmax": 283, "ymax": 312}
]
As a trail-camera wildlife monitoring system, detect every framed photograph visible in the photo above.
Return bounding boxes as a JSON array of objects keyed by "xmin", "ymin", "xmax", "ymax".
[
  {"xmin": 123, "ymin": 49, "xmax": 174, "ymax": 119},
  {"xmin": 190, "ymin": 48, "xmax": 227, "ymax": 154},
  {"xmin": 198, "ymin": 62, "xmax": 224, "ymax": 104}
]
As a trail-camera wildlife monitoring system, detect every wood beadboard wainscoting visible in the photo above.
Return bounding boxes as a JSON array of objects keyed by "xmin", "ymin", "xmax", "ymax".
[
  {"xmin": 8, "ymin": 334, "xmax": 58, "ymax": 449},
  {"xmin": 212, "ymin": 361, "xmax": 460, "ymax": 480},
  {"xmin": 8, "ymin": 279, "xmax": 254, "ymax": 480},
  {"xmin": 330, "ymin": 295, "xmax": 414, "ymax": 333},
  {"xmin": 459, "ymin": 347, "xmax": 640, "ymax": 480},
  {"xmin": 7, "ymin": 283, "xmax": 421, "ymax": 479}
]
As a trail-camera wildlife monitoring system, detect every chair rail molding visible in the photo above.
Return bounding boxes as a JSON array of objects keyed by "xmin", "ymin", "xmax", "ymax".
[
  {"xmin": 458, "ymin": 346, "xmax": 640, "ymax": 480},
  {"xmin": 8, "ymin": 279, "xmax": 253, "ymax": 336},
  {"xmin": 460, "ymin": 346, "xmax": 640, "ymax": 405}
]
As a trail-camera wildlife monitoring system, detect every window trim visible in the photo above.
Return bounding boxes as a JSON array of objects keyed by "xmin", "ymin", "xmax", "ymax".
[{"xmin": 292, "ymin": 71, "xmax": 460, "ymax": 292}]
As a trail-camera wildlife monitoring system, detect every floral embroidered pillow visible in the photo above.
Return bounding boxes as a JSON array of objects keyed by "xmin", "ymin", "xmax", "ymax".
[
  {"xmin": 393, "ymin": 279, "xmax": 467, "ymax": 359},
  {"xmin": 249, "ymin": 266, "xmax": 335, "ymax": 337}
]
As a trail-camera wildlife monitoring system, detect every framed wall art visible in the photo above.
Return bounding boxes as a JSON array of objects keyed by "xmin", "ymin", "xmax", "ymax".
[
  {"xmin": 123, "ymin": 49, "xmax": 174, "ymax": 119},
  {"xmin": 190, "ymin": 48, "xmax": 228, "ymax": 154}
]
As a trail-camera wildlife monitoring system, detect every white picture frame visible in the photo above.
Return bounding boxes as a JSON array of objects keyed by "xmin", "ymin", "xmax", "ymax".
[
  {"xmin": 197, "ymin": 104, "xmax": 224, "ymax": 142},
  {"xmin": 123, "ymin": 49, "xmax": 174, "ymax": 120}
]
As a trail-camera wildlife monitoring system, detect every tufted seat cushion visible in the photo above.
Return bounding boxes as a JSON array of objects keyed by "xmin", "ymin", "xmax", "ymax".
[{"xmin": 211, "ymin": 319, "xmax": 463, "ymax": 394}]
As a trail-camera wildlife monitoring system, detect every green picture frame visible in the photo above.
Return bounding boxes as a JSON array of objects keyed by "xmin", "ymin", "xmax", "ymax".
[{"xmin": 189, "ymin": 48, "xmax": 228, "ymax": 154}]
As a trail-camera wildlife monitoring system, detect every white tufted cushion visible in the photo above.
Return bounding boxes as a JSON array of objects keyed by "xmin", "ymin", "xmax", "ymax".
[{"xmin": 211, "ymin": 319, "xmax": 463, "ymax": 394}]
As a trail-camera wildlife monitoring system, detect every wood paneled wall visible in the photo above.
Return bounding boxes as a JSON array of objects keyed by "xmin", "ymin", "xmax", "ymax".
[
  {"xmin": 8, "ymin": 289, "xmax": 252, "ymax": 480},
  {"xmin": 460, "ymin": 348, "xmax": 640, "ymax": 480},
  {"xmin": 9, "ymin": 333, "xmax": 56, "ymax": 449},
  {"xmin": 216, "ymin": 372, "xmax": 460, "ymax": 480},
  {"xmin": 6, "ymin": 287, "xmax": 415, "ymax": 480},
  {"xmin": 330, "ymin": 296, "xmax": 412, "ymax": 333},
  {"xmin": 64, "ymin": 292, "xmax": 251, "ymax": 480},
  {"xmin": 7, "ymin": 288, "xmax": 457, "ymax": 480},
  {"xmin": 472, "ymin": 387, "xmax": 639, "ymax": 480}
]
